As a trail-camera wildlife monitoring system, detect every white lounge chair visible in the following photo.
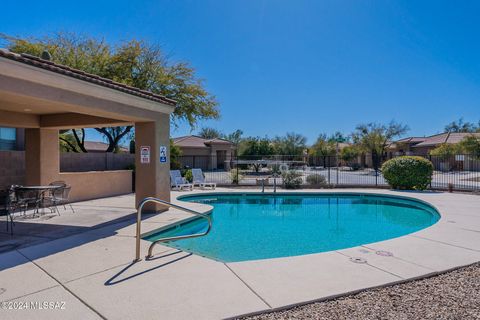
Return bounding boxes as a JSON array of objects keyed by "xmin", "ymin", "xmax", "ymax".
[
  {"xmin": 192, "ymin": 168, "xmax": 216, "ymax": 190},
  {"xmin": 170, "ymin": 170, "xmax": 193, "ymax": 191}
]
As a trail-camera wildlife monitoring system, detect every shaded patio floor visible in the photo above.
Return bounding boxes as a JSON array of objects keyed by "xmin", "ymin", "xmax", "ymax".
[{"xmin": 0, "ymin": 194, "xmax": 137, "ymax": 254}]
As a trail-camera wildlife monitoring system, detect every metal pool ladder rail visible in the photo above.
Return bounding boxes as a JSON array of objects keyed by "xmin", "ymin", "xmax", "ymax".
[{"xmin": 135, "ymin": 197, "xmax": 212, "ymax": 261}]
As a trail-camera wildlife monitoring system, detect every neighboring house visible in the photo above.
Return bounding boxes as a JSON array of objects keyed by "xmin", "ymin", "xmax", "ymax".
[
  {"xmin": 388, "ymin": 132, "xmax": 480, "ymax": 171},
  {"xmin": 411, "ymin": 132, "xmax": 480, "ymax": 155},
  {"xmin": 390, "ymin": 132, "xmax": 480, "ymax": 156},
  {"xmin": 83, "ymin": 141, "xmax": 129, "ymax": 153},
  {"xmin": 173, "ymin": 135, "xmax": 235, "ymax": 170},
  {"xmin": 387, "ymin": 137, "xmax": 427, "ymax": 157}
]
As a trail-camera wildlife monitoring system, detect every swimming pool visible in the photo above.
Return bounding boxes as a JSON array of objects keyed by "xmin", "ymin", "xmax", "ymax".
[{"xmin": 144, "ymin": 193, "xmax": 440, "ymax": 262}]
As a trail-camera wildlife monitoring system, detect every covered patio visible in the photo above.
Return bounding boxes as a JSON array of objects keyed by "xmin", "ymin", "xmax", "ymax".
[{"xmin": 0, "ymin": 49, "xmax": 174, "ymax": 210}]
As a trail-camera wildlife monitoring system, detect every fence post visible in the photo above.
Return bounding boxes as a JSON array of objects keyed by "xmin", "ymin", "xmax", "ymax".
[
  {"xmin": 327, "ymin": 157, "xmax": 331, "ymax": 184},
  {"xmin": 335, "ymin": 155, "xmax": 339, "ymax": 187},
  {"xmin": 235, "ymin": 154, "xmax": 239, "ymax": 185}
]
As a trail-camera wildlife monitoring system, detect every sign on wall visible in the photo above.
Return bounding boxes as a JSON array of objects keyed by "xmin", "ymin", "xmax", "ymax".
[
  {"xmin": 140, "ymin": 146, "xmax": 150, "ymax": 164},
  {"xmin": 159, "ymin": 145, "xmax": 167, "ymax": 163}
]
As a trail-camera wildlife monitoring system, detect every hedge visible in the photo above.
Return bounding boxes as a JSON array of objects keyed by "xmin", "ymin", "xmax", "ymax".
[{"xmin": 381, "ymin": 156, "xmax": 434, "ymax": 190}]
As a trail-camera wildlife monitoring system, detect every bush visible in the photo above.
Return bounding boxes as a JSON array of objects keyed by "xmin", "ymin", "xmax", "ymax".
[
  {"xmin": 281, "ymin": 170, "xmax": 303, "ymax": 189},
  {"xmin": 183, "ymin": 169, "xmax": 193, "ymax": 183},
  {"xmin": 230, "ymin": 168, "xmax": 243, "ymax": 184},
  {"xmin": 381, "ymin": 156, "xmax": 433, "ymax": 190},
  {"xmin": 306, "ymin": 174, "xmax": 327, "ymax": 187}
]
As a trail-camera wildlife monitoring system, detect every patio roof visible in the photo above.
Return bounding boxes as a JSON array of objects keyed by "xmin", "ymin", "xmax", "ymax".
[
  {"xmin": 0, "ymin": 49, "xmax": 175, "ymax": 206},
  {"xmin": 0, "ymin": 49, "xmax": 175, "ymax": 128},
  {"xmin": 0, "ymin": 49, "xmax": 175, "ymax": 106}
]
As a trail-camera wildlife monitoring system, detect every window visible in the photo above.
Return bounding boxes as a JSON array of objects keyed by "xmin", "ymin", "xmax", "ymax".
[{"xmin": 0, "ymin": 127, "xmax": 17, "ymax": 150}]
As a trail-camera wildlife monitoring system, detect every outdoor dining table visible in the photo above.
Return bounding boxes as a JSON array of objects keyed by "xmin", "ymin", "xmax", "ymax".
[{"xmin": 14, "ymin": 185, "xmax": 62, "ymax": 215}]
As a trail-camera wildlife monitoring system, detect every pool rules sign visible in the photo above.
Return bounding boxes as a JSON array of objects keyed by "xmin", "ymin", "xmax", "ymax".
[{"xmin": 140, "ymin": 146, "xmax": 150, "ymax": 164}]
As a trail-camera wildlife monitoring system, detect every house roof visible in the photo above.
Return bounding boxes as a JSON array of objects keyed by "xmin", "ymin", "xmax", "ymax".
[
  {"xmin": 0, "ymin": 48, "xmax": 176, "ymax": 106},
  {"xmin": 412, "ymin": 132, "xmax": 480, "ymax": 148},
  {"xmin": 84, "ymin": 141, "xmax": 129, "ymax": 152},
  {"xmin": 395, "ymin": 137, "xmax": 427, "ymax": 144},
  {"xmin": 388, "ymin": 136, "xmax": 427, "ymax": 149},
  {"xmin": 173, "ymin": 135, "xmax": 234, "ymax": 148}
]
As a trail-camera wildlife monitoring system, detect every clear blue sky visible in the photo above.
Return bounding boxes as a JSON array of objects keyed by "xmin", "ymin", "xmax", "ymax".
[{"xmin": 2, "ymin": 0, "xmax": 479, "ymax": 144}]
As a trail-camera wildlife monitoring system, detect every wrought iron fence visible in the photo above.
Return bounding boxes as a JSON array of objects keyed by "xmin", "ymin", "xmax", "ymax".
[{"xmin": 177, "ymin": 154, "xmax": 480, "ymax": 192}]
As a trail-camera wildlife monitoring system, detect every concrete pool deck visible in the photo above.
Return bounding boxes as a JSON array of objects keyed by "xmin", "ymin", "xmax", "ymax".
[{"xmin": 1, "ymin": 189, "xmax": 480, "ymax": 319}]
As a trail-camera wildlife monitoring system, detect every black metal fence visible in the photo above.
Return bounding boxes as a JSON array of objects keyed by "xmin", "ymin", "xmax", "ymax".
[{"xmin": 177, "ymin": 154, "xmax": 480, "ymax": 192}]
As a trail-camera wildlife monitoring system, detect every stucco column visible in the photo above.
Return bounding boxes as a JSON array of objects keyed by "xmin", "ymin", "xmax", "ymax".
[
  {"xmin": 25, "ymin": 128, "xmax": 59, "ymax": 185},
  {"xmin": 135, "ymin": 115, "xmax": 170, "ymax": 211}
]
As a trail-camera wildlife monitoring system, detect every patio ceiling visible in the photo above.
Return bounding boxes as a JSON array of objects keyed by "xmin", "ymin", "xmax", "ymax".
[{"xmin": 0, "ymin": 49, "xmax": 175, "ymax": 129}]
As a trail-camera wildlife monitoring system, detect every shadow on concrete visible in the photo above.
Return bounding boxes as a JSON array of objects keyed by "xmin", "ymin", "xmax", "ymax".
[
  {"xmin": 0, "ymin": 211, "xmax": 161, "ymax": 271},
  {"xmin": 104, "ymin": 251, "xmax": 192, "ymax": 286}
]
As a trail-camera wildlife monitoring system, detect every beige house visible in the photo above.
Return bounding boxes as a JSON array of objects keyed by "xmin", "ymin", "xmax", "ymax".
[
  {"xmin": 173, "ymin": 135, "xmax": 235, "ymax": 170},
  {"xmin": 389, "ymin": 132, "xmax": 480, "ymax": 156},
  {"xmin": 0, "ymin": 49, "xmax": 175, "ymax": 210}
]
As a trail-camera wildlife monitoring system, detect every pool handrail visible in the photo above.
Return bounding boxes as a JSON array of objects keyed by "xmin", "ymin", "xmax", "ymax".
[{"xmin": 135, "ymin": 197, "xmax": 212, "ymax": 261}]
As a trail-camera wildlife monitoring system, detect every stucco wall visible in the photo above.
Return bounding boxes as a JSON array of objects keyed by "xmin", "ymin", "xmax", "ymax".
[
  {"xmin": 59, "ymin": 170, "xmax": 133, "ymax": 202},
  {"xmin": 0, "ymin": 151, "xmax": 25, "ymax": 188}
]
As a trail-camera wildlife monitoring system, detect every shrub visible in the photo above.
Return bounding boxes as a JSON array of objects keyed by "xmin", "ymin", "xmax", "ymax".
[
  {"xmin": 306, "ymin": 174, "xmax": 327, "ymax": 187},
  {"xmin": 381, "ymin": 156, "xmax": 433, "ymax": 190},
  {"xmin": 183, "ymin": 169, "xmax": 193, "ymax": 183},
  {"xmin": 429, "ymin": 143, "xmax": 460, "ymax": 160},
  {"xmin": 269, "ymin": 163, "xmax": 281, "ymax": 175},
  {"xmin": 230, "ymin": 168, "xmax": 243, "ymax": 184},
  {"xmin": 281, "ymin": 170, "xmax": 303, "ymax": 189}
]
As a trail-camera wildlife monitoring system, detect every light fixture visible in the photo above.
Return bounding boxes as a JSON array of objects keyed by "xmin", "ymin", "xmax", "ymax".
[{"xmin": 24, "ymin": 108, "xmax": 32, "ymax": 112}]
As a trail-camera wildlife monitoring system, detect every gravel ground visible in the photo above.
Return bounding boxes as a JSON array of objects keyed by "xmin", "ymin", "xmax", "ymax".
[{"xmin": 240, "ymin": 263, "xmax": 480, "ymax": 320}]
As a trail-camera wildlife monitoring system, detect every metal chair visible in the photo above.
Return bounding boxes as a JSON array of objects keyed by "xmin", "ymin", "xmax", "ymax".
[
  {"xmin": 15, "ymin": 187, "xmax": 42, "ymax": 216},
  {"xmin": 0, "ymin": 187, "xmax": 16, "ymax": 235},
  {"xmin": 50, "ymin": 185, "xmax": 74, "ymax": 213}
]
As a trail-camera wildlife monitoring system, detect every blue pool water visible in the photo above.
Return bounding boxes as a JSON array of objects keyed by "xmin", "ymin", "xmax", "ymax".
[{"xmin": 144, "ymin": 193, "xmax": 440, "ymax": 262}]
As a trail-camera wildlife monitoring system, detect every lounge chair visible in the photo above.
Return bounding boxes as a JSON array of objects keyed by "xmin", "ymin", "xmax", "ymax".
[
  {"xmin": 170, "ymin": 170, "xmax": 193, "ymax": 191},
  {"xmin": 192, "ymin": 168, "xmax": 216, "ymax": 190}
]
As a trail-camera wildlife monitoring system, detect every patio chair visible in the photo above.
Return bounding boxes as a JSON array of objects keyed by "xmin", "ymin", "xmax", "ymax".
[
  {"xmin": 53, "ymin": 185, "xmax": 75, "ymax": 214},
  {"xmin": 0, "ymin": 187, "xmax": 16, "ymax": 235},
  {"xmin": 170, "ymin": 170, "xmax": 193, "ymax": 191},
  {"xmin": 192, "ymin": 168, "xmax": 216, "ymax": 190},
  {"xmin": 49, "ymin": 181, "xmax": 67, "ymax": 187},
  {"xmin": 15, "ymin": 187, "xmax": 42, "ymax": 216}
]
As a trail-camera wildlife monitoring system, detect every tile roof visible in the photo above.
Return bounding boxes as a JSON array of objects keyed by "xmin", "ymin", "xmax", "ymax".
[
  {"xmin": 395, "ymin": 137, "xmax": 427, "ymax": 143},
  {"xmin": 412, "ymin": 132, "xmax": 480, "ymax": 147},
  {"xmin": 0, "ymin": 48, "xmax": 176, "ymax": 106},
  {"xmin": 173, "ymin": 135, "xmax": 233, "ymax": 148}
]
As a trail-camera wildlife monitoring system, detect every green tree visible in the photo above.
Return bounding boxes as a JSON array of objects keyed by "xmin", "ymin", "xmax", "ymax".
[
  {"xmin": 445, "ymin": 118, "xmax": 479, "ymax": 133},
  {"xmin": 339, "ymin": 145, "xmax": 360, "ymax": 163},
  {"xmin": 352, "ymin": 121, "xmax": 409, "ymax": 171},
  {"xmin": 309, "ymin": 134, "xmax": 336, "ymax": 168},
  {"xmin": 429, "ymin": 143, "xmax": 460, "ymax": 159},
  {"xmin": 198, "ymin": 127, "xmax": 222, "ymax": 139},
  {"xmin": 238, "ymin": 137, "xmax": 274, "ymax": 156},
  {"xmin": 459, "ymin": 135, "xmax": 480, "ymax": 158},
  {"xmin": 223, "ymin": 129, "xmax": 243, "ymax": 146},
  {"xmin": 328, "ymin": 131, "xmax": 349, "ymax": 144},
  {"xmin": 170, "ymin": 138, "xmax": 183, "ymax": 169},
  {"xmin": 59, "ymin": 131, "xmax": 80, "ymax": 152},
  {"xmin": 272, "ymin": 132, "xmax": 307, "ymax": 156},
  {"xmin": 3, "ymin": 32, "xmax": 220, "ymax": 151}
]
